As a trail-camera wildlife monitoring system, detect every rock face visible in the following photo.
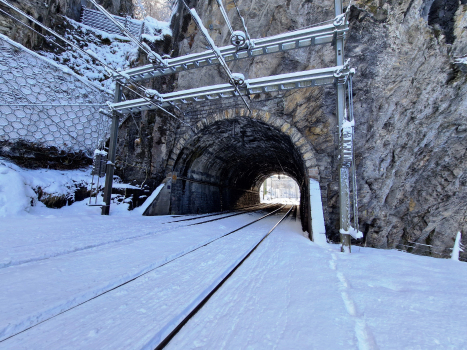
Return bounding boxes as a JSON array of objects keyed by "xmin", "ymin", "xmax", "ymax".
[
  {"xmin": 3, "ymin": 0, "xmax": 465, "ymax": 259},
  {"xmin": 346, "ymin": 1, "xmax": 467, "ymax": 259},
  {"xmin": 0, "ymin": 0, "xmax": 133, "ymax": 48},
  {"xmin": 131, "ymin": 0, "xmax": 465, "ymax": 259}
]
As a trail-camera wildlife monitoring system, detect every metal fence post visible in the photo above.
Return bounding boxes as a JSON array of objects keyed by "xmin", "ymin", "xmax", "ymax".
[{"xmin": 101, "ymin": 83, "xmax": 122, "ymax": 215}]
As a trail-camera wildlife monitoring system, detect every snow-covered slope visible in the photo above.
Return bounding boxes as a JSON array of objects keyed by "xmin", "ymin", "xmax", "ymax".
[
  {"xmin": 40, "ymin": 19, "xmax": 139, "ymax": 93},
  {"xmin": 40, "ymin": 17, "xmax": 172, "ymax": 92}
]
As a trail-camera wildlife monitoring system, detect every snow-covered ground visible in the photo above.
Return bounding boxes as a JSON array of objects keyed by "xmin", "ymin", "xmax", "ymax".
[
  {"xmin": 0, "ymin": 160, "xmax": 93, "ymax": 218},
  {"xmin": 0, "ymin": 163, "xmax": 466, "ymax": 349},
  {"xmin": 261, "ymin": 197, "xmax": 300, "ymax": 205}
]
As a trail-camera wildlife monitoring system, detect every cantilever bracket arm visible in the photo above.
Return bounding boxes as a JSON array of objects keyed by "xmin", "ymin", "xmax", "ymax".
[
  {"xmin": 109, "ymin": 65, "xmax": 353, "ymax": 114},
  {"xmin": 120, "ymin": 21, "xmax": 348, "ymax": 82}
]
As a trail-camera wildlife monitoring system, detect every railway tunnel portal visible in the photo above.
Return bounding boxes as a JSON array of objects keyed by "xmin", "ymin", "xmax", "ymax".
[
  {"xmin": 144, "ymin": 109, "xmax": 321, "ymax": 234},
  {"xmin": 102, "ymin": 0, "xmax": 356, "ymax": 248}
]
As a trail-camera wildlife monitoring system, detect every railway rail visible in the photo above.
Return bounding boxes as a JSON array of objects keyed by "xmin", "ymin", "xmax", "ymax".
[{"xmin": 164, "ymin": 203, "xmax": 278, "ymax": 223}]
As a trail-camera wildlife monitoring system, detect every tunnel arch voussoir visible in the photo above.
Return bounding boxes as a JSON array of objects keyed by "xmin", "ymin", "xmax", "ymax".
[{"xmin": 167, "ymin": 109, "xmax": 319, "ymax": 179}]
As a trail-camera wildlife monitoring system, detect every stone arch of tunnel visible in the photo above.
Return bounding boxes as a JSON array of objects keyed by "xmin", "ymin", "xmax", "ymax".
[{"xmin": 147, "ymin": 109, "xmax": 322, "ymax": 235}]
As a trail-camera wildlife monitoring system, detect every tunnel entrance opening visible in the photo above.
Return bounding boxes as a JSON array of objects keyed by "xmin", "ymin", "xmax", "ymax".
[
  {"xmin": 146, "ymin": 115, "xmax": 313, "ymax": 232},
  {"xmin": 260, "ymin": 174, "xmax": 300, "ymax": 205}
]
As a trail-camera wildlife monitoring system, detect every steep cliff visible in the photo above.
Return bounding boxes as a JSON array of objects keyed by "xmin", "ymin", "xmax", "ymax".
[{"xmin": 165, "ymin": 0, "xmax": 467, "ymax": 258}]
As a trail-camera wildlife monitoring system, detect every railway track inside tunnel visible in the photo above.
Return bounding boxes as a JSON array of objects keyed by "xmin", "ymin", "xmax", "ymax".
[
  {"xmin": 147, "ymin": 116, "xmax": 311, "ymax": 233},
  {"xmin": 0, "ymin": 204, "xmax": 293, "ymax": 346}
]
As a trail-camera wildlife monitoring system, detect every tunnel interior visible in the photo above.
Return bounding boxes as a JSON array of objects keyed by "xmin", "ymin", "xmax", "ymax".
[{"xmin": 164, "ymin": 117, "xmax": 310, "ymax": 231}]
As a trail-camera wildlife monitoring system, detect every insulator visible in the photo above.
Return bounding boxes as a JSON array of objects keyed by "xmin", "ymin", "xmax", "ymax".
[
  {"xmin": 229, "ymin": 73, "xmax": 246, "ymax": 87},
  {"xmin": 230, "ymin": 30, "xmax": 247, "ymax": 48},
  {"xmin": 340, "ymin": 126, "xmax": 353, "ymax": 168}
]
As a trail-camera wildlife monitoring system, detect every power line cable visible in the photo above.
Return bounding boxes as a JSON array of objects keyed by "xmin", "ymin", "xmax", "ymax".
[
  {"xmin": 215, "ymin": 0, "xmax": 234, "ymax": 35},
  {"xmin": 0, "ymin": 8, "xmax": 108, "ymax": 95}
]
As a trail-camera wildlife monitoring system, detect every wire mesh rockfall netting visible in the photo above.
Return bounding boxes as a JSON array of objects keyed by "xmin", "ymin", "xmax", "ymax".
[
  {"xmin": 81, "ymin": 8, "xmax": 144, "ymax": 37},
  {"xmin": 0, "ymin": 34, "xmax": 112, "ymax": 157}
]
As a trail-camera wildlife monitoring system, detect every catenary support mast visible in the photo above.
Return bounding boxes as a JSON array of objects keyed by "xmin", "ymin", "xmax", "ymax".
[{"xmin": 335, "ymin": 0, "xmax": 351, "ymax": 252}]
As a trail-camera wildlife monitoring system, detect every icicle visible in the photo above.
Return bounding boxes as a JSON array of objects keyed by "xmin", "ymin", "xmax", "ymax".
[{"xmin": 451, "ymin": 232, "xmax": 463, "ymax": 261}]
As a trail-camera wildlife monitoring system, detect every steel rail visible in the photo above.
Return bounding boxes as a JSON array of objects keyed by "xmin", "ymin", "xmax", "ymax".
[
  {"xmin": 111, "ymin": 65, "xmax": 347, "ymax": 113},
  {"xmin": 122, "ymin": 22, "xmax": 346, "ymax": 82},
  {"xmin": 187, "ymin": 204, "xmax": 280, "ymax": 226},
  {"xmin": 152, "ymin": 205, "xmax": 295, "ymax": 350},
  {"xmin": 164, "ymin": 203, "xmax": 276, "ymax": 223},
  {"xmin": 0, "ymin": 205, "xmax": 276, "ymax": 272}
]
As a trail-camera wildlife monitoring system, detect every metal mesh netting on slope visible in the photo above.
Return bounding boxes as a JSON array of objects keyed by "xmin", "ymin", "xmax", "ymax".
[
  {"xmin": 0, "ymin": 35, "xmax": 112, "ymax": 157},
  {"xmin": 81, "ymin": 8, "xmax": 144, "ymax": 37}
]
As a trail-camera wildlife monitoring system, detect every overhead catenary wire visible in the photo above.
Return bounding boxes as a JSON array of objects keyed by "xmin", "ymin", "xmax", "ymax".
[
  {"xmin": 0, "ymin": 0, "xmax": 117, "ymax": 79},
  {"xmin": 0, "ymin": 7, "xmax": 108, "ymax": 96},
  {"xmin": 0, "ymin": 0, "xmax": 191, "ymax": 128},
  {"xmin": 0, "ymin": 7, "xmax": 67, "ymax": 51},
  {"xmin": 215, "ymin": 0, "xmax": 234, "ymax": 35},
  {"xmin": 0, "ymin": 103, "xmax": 108, "ymax": 106}
]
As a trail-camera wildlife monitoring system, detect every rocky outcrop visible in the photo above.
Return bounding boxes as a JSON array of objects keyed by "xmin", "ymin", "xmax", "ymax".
[
  {"xmin": 3, "ymin": 0, "xmax": 464, "ymax": 259},
  {"xmin": 154, "ymin": 0, "xmax": 466, "ymax": 259},
  {"xmin": 347, "ymin": 0, "xmax": 467, "ymax": 259}
]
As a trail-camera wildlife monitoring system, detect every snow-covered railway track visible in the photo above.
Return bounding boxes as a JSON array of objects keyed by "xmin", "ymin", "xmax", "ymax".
[
  {"xmin": 164, "ymin": 203, "xmax": 277, "ymax": 223},
  {"xmin": 0, "ymin": 204, "xmax": 278, "ymax": 270},
  {"xmin": 154, "ymin": 205, "xmax": 295, "ymax": 350},
  {"xmin": 0, "ymin": 205, "xmax": 289, "ymax": 348}
]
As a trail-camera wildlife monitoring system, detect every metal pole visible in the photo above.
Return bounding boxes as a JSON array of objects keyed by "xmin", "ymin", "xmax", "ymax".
[
  {"xmin": 95, "ymin": 176, "xmax": 100, "ymax": 204},
  {"xmin": 348, "ymin": 75, "xmax": 359, "ymax": 234},
  {"xmin": 101, "ymin": 83, "xmax": 122, "ymax": 215},
  {"xmin": 89, "ymin": 175, "xmax": 94, "ymax": 205},
  {"xmin": 335, "ymin": 0, "xmax": 351, "ymax": 252}
]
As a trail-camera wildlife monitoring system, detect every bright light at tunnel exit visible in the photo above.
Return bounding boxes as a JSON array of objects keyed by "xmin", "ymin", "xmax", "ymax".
[{"xmin": 260, "ymin": 175, "xmax": 300, "ymax": 205}]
